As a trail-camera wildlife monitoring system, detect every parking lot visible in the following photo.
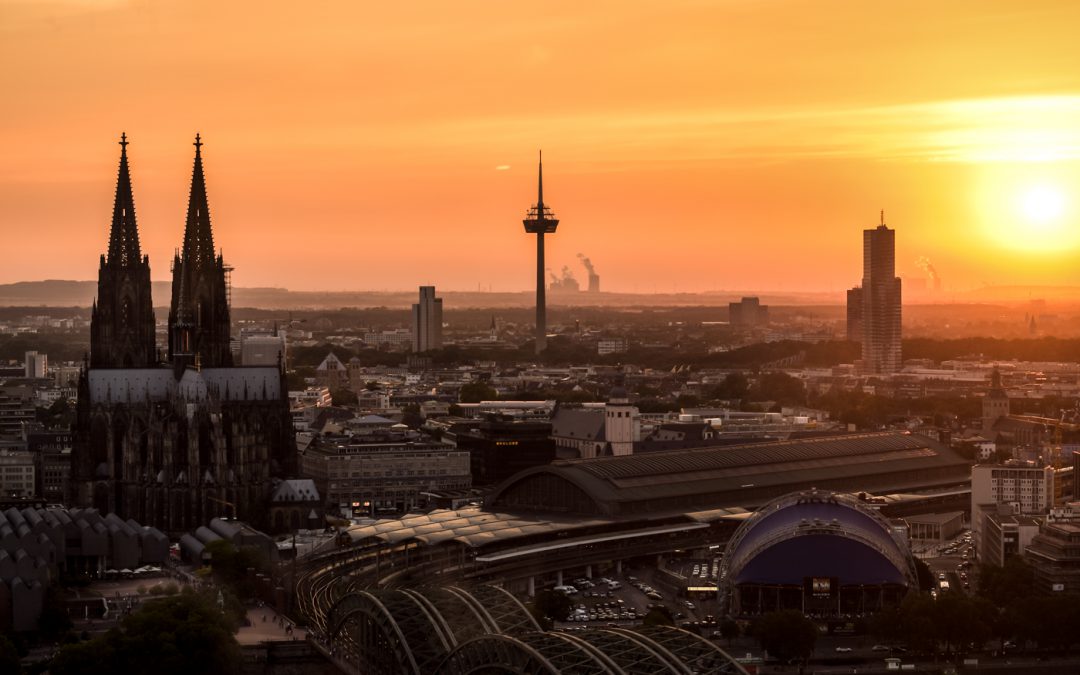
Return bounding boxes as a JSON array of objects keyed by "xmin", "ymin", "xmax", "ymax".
[{"xmin": 542, "ymin": 558, "xmax": 724, "ymax": 636}]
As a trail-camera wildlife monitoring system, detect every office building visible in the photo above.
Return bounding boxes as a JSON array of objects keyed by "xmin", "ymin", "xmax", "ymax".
[
  {"xmin": 300, "ymin": 431, "xmax": 470, "ymax": 516},
  {"xmin": 241, "ymin": 332, "xmax": 286, "ymax": 366},
  {"xmin": 29, "ymin": 431, "xmax": 72, "ymax": 504},
  {"xmin": 0, "ymin": 450, "xmax": 36, "ymax": 497},
  {"xmin": 980, "ymin": 508, "xmax": 1040, "ymax": 567},
  {"xmin": 846, "ymin": 287, "xmax": 863, "ymax": 342},
  {"xmin": 446, "ymin": 420, "xmax": 556, "ymax": 486},
  {"xmin": 728, "ymin": 297, "xmax": 769, "ymax": 328},
  {"xmin": 23, "ymin": 351, "xmax": 47, "ymax": 379},
  {"xmin": 1024, "ymin": 506, "xmax": 1080, "ymax": 594},
  {"xmin": 597, "ymin": 338, "xmax": 628, "ymax": 356},
  {"xmin": 411, "ymin": 286, "xmax": 443, "ymax": 353},
  {"xmin": 971, "ymin": 462, "xmax": 1053, "ymax": 554},
  {"xmin": 0, "ymin": 396, "xmax": 35, "ymax": 440},
  {"xmin": 852, "ymin": 213, "xmax": 902, "ymax": 373},
  {"xmin": 904, "ymin": 511, "xmax": 964, "ymax": 542}
]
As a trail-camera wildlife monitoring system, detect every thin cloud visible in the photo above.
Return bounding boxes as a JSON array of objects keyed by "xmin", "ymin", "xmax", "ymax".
[{"xmin": 354, "ymin": 94, "xmax": 1080, "ymax": 166}]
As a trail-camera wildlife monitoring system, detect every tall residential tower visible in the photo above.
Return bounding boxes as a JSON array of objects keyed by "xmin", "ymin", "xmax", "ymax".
[{"xmin": 522, "ymin": 152, "xmax": 559, "ymax": 354}]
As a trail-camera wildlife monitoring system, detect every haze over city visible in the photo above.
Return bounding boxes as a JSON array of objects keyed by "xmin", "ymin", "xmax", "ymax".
[
  {"xmin": 13, "ymin": 2, "xmax": 1080, "ymax": 673},
  {"xmin": 5, "ymin": 1, "xmax": 1080, "ymax": 294}
]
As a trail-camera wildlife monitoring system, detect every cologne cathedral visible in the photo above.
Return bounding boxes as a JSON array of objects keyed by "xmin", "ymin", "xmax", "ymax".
[{"xmin": 71, "ymin": 135, "xmax": 295, "ymax": 534}]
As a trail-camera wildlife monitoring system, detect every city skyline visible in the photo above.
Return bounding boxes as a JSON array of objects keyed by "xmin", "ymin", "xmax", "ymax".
[{"xmin": 6, "ymin": 2, "xmax": 1080, "ymax": 294}]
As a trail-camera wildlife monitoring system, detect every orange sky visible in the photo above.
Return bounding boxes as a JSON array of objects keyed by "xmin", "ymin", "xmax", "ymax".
[{"xmin": 4, "ymin": 1, "xmax": 1080, "ymax": 295}]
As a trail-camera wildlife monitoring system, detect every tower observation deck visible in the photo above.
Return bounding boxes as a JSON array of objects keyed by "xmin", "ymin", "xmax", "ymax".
[{"xmin": 522, "ymin": 152, "xmax": 559, "ymax": 354}]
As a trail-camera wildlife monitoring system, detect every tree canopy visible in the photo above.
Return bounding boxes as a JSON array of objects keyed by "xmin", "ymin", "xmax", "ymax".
[
  {"xmin": 752, "ymin": 610, "xmax": 817, "ymax": 663},
  {"xmin": 530, "ymin": 590, "xmax": 573, "ymax": 630},
  {"xmin": 50, "ymin": 590, "xmax": 240, "ymax": 675},
  {"xmin": 459, "ymin": 381, "xmax": 498, "ymax": 403}
]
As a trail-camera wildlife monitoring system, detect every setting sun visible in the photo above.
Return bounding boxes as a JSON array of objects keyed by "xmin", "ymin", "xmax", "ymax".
[
  {"xmin": 976, "ymin": 167, "xmax": 1080, "ymax": 255},
  {"xmin": 1017, "ymin": 184, "xmax": 1067, "ymax": 227}
]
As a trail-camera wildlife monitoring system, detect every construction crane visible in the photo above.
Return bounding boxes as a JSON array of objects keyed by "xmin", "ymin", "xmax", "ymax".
[{"xmin": 207, "ymin": 496, "xmax": 237, "ymax": 520}]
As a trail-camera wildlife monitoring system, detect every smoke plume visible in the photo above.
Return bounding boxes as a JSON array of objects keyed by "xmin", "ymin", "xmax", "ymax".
[{"xmin": 577, "ymin": 253, "xmax": 596, "ymax": 275}]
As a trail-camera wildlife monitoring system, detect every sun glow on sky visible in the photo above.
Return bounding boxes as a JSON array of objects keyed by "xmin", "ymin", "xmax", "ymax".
[
  {"xmin": 1018, "ymin": 185, "xmax": 1067, "ymax": 226},
  {"xmin": 4, "ymin": 1, "xmax": 1080, "ymax": 294}
]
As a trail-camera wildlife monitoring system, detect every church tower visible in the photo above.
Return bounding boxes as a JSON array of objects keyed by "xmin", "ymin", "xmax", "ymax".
[
  {"xmin": 168, "ymin": 134, "xmax": 233, "ymax": 370},
  {"xmin": 90, "ymin": 134, "xmax": 157, "ymax": 368},
  {"xmin": 604, "ymin": 385, "xmax": 638, "ymax": 457},
  {"xmin": 983, "ymin": 367, "xmax": 1010, "ymax": 435}
]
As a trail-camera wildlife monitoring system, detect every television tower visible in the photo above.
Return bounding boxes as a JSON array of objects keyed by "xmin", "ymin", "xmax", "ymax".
[{"xmin": 522, "ymin": 151, "xmax": 559, "ymax": 353}]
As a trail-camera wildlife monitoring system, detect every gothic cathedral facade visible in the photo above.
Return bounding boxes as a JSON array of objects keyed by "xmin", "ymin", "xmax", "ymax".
[{"xmin": 71, "ymin": 135, "xmax": 295, "ymax": 535}]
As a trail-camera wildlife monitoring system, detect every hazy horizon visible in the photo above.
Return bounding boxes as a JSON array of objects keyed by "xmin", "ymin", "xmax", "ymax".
[{"xmin": 4, "ymin": 278, "xmax": 1080, "ymax": 311}]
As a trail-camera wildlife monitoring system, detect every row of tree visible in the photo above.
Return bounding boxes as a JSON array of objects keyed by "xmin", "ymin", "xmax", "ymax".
[
  {"xmin": 49, "ymin": 590, "xmax": 242, "ymax": 675},
  {"xmin": 290, "ymin": 336, "xmax": 1080, "ymax": 371},
  {"xmin": 867, "ymin": 557, "xmax": 1080, "ymax": 654}
]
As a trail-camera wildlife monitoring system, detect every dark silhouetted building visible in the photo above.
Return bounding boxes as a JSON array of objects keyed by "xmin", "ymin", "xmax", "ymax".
[
  {"xmin": 90, "ymin": 134, "xmax": 156, "ymax": 370},
  {"xmin": 846, "ymin": 287, "xmax": 863, "ymax": 342},
  {"xmin": 522, "ymin": 153, "xmax": 559, "ymax": 353},
  {"xmin": 167, "ymin": 134, "xmax": 233, "ymax": 371},
  {"xmin": 983, "ymin": 367, "xmax": 1010, "ymax": 435},
  {"xmin": 728, "ymin": 297, "xmax": 769, "ymax": 328},
  {"xmin": 720, "ymin": 490, "xmax": 916, "ymax": 616},
  {"xmin": 449, "ymin": 420, "xmax": 555, "ymax": 486},
  {"xmin": 71, "ymin": 135, "xmax": 295, "ymax": 535},
  {"xmin": 411, "ymin": 286, "xmax": 443, "ymax": 353},
  {"xmin": 853, "ymin": 213, "xmax": 901, "ymax": 374}
]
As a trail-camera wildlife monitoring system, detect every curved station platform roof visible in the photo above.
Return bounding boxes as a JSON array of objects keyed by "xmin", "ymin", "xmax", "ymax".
[{"xmin": 486, "ymin": 431, "xmax": 969, "ymax": 517}]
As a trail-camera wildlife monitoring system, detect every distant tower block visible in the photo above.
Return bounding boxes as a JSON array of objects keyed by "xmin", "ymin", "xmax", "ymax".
[
  {"xmin": 522, "ymin": 152, "xmax": 559, "ymax": 354},
  {"xmin": 411, "ymin": 286, "xmax": 443, "ymax": 353},
  {"xmin": 859, "ymin": 211, "xmax": 902, "ymax": 374}
]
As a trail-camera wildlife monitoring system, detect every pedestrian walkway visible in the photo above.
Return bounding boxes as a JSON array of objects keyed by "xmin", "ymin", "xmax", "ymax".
[{"xmin": 236, "ymin": 606, "xmax": 307, "ymax": 645}]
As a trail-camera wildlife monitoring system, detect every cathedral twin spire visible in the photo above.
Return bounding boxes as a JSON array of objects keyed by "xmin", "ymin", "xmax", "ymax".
[
  {"xmin": 182, "ymin": 134, "xmax": 217, "ymax": 271},
  {"xmin": 169, "ymin": 134, "xmax": 233, "ymax": 368},
  {"xmin": 107, "ymin": 133, "xmax": 143, "ymax": 268},
  {"xmin": 92, "ymin": 133, "xmax": 231, "ymax": 372}
]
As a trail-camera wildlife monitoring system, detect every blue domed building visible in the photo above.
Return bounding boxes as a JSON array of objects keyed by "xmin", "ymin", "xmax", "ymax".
[{"xmin": 720, "ymin": 489, "xmax": 916, "ymax": 616}]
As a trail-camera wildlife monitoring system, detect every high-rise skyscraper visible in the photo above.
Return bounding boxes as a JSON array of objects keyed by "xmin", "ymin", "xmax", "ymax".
[
  {"xmin": 24, "ymin": 351, "xmax": 47, "ymax": 378},
  {"xmin": 522, "ymin": 152, "xmax": 559, "ymax": 354},
  {"xmin": 845, "ymin": 287, "xmax": 863, "ymax": 342},
  {"xmin": 857, "ymin": 213, "xmax": 902, "ymax": 374},
  {"xmin": 411, "ymin": 286, "xmax": 443, "ymax": 353}
]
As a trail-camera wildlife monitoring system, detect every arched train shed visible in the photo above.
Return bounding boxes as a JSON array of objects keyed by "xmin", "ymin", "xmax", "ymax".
[
  {"xmin": 485, "ymin": 432, "xmax": 969, "ymax": 517},
  {"xmin": 325, "ymin": 585, "xmax": 748, "ymax": 674}
]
